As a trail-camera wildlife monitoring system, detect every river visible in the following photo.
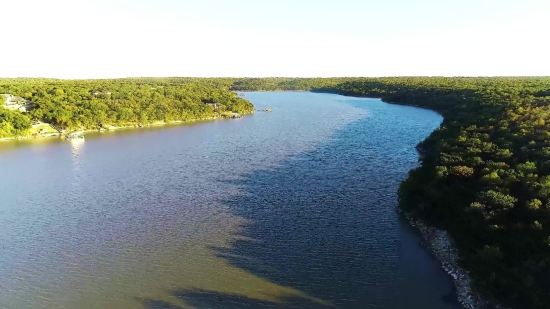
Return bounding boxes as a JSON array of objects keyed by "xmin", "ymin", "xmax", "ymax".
[{"xmin": 0, "ymin": 92, "xmax": 460, "ymax": 309}]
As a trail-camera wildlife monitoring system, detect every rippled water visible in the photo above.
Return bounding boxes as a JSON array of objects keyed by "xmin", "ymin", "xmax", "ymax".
[{"xmin": 0, "ymin": 92, "xmax": 459, "ymax": 309}]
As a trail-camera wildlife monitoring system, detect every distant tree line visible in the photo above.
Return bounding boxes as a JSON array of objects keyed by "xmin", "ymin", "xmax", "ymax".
[{"xmin": 230, "ymin": 77, "xmax": 352, "ymax": 91}]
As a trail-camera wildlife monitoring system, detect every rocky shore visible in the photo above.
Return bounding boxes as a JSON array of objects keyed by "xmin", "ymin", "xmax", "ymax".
[
  {"xmin": 0, "ymin": 114, "xmax": 245, "ymax": 141},
  {"xmin": 398, "ymin": 209, "xmax": 489, "ymax": 309}
]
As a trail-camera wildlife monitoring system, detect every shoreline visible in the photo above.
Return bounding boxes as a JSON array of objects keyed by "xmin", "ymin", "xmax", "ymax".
[
  {"xmin": 397, "ymin": 208, "xmax": 503, "ymax": 309},
  {"xmin": 317, "ymin": 89, "xmax": 493, "ymax": 309},
  {"xmin": 0, "ymin": 113, "xmax": 252, "ymax": 142},
  {"xmin": 244, "ymin": 90, "xmax": 488, "ymax": 308}
]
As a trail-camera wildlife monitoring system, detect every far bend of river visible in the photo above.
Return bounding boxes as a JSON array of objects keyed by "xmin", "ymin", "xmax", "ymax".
[{"xmin": 0, "ymin": 92, "xmax": 460, "ymax": 309}]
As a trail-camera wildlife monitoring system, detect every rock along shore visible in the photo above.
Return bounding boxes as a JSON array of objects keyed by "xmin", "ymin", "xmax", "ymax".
[{"xmin": 398, "ymin": 208, "xmax": 491, "ymax": 309}]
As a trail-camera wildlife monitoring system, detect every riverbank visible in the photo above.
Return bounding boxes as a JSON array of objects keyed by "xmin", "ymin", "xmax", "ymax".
[
  {"xmin": 397, "ymin": 208, "xmax": 487, "ymax": 309},
  {"xmin": 0, "ymin": 112, "xmax": 252, "ymax": 142},
  {"xmin": 240, "ymin": 83, "xmax": 548, "ymax": 307},
  {"xmin": 314, "ymin": 89, "xmax": 500, "ymax": 309},
  {"xmin": 239, "ymin": 90, "xmax": 481, "ymax": 307}
]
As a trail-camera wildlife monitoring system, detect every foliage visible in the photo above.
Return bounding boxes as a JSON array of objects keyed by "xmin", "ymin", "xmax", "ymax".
[
  {"xmin": 230, "ymin": 77, "xmax": 351, "ymax": 91},
  {"xmin": 0, "ymin": 78, "xmax": 254, "ymax": 138},
  {"xmin": 0, "ymin": 107, "xmax": 31, "ymax": 138}
]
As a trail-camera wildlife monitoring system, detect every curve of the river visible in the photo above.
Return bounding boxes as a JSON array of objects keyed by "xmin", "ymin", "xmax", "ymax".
[{"xmin": 0, "ymin": 92, "xmax": 460, "ymax": 309}]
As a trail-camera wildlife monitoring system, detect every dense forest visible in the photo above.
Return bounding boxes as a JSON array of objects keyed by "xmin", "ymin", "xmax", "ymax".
[
  {"xmin": 229, "ymin": 77, "xmax": 350, "ymax": 91},
  {"xmin": 0, "ymin": 78, "xmax": 253, "ymax": 138}
]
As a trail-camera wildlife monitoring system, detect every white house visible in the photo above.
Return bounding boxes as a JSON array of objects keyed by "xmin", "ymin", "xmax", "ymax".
[
  {"xmin": 2, "ymin": 94, "xmax": 13, "ymax": 104},
  {"xmin": 92, "ymin": 91, "xmax": 112, "ymax": 96},
  {"xmin": 2, "ymin": 94, "xmax": 30, "ymax": 112}
]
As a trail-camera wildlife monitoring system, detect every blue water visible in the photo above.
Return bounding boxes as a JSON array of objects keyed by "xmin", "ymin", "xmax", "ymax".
[{"xmin": 0, "ymin": 92, "xmax": 458, "ymax": 309}]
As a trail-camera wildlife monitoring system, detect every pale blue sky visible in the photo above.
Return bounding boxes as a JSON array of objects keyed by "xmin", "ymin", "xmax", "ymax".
[{"xmin": 2, "ymin": 0, "xmax": 548, "ymax": 78}]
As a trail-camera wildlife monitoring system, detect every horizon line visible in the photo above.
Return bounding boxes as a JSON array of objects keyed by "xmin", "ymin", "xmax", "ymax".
[{"xmin": 2, "ymin": 75, "xmax": 550, "ymax": 81}]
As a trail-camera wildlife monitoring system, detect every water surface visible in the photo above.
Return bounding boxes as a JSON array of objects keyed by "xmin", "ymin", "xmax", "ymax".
[{"xmin": 0, "ymin": 92, "xmax": 458, "ymax": 309}]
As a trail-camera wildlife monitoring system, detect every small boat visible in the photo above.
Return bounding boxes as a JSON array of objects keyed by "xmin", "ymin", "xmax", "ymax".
[{"xmin": 66, "ymin": 131, "xmax": 85, "ymax": 140}]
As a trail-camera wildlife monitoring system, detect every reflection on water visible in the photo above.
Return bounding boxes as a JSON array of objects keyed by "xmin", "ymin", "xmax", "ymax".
[
  {"xmin": 71, "ymin": 138, "xmax": 85, "ymax": 157},
  {"xmin": 0, "ymin": 92, "xmax": 457, "ymax": 309},
  {"xmin": 71, "ymin": 138, "xmax": 85, "ymax": 189}
]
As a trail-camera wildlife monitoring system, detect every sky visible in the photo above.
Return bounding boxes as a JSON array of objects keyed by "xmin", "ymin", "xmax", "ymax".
[{"xmin": 2, "ymin": 0, "xmax": 549, "ymax": 78}]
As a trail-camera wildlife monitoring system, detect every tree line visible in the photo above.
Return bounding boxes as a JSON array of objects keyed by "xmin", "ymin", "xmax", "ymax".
[{"xmin": 0, "ymin": 78, "xmax": 253, "ymax": 138}]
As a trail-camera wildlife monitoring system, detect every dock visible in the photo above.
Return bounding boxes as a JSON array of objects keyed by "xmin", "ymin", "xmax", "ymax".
[{"xmin": 254, "ymin": 107, "xmax": 273, "ymax": 112}]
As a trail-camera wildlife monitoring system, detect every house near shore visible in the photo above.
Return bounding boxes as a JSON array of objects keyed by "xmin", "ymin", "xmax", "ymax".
[
  {"xmin": 2, "ymin": 94, "xmax": 13, "ymax": 102},
  {"xmin": 206, "ymin": 103, "xmax": 222, "ymax": 112},
  {"xmin": 91, "ymin": 90, "xmax": 112, "ymax": 96},
  {"xmin": 2, "ymin": 94, "xmax": 31, "ymax": 112}
]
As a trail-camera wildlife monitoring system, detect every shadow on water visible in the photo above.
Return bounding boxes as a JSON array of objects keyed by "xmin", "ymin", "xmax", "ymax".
[
  {"xmin": 143, "ymin": 99, "xmax": 460, "ymax": 309},
  {"xmin": 141, "ymin": 290, "xmax": 330, "ymax": 309}
]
